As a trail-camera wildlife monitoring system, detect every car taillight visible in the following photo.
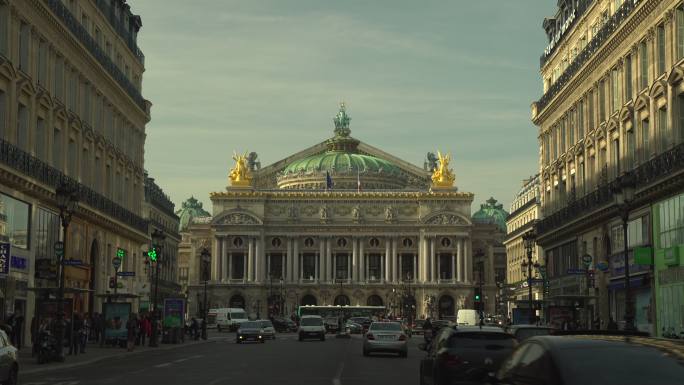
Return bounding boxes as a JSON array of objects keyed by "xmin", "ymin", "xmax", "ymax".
[
  {"xmin": 440, "ymin": 352, "xmax": 462, "ymax": 367},
  {"xmin": 366, "ymin": 333, "xmax": 375, "ymax": 340},
  {"xmin": 398, "ymin": 334, "xmax": 407, "ymax": 341}
]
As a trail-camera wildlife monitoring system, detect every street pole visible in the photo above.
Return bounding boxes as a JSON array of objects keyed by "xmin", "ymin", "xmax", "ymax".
[
  {"xmin": 201, "ymin": 248, "xmax": 210, "ymax": 340},
  {"xmin": 55, "ymin": 184, "xmax": 77, "ymax": 362},
  {"xmin": 622, "ymin": 209, "xmax": 635, "ymax": 331},
  {"xmin": 479, "ymin": 261, "xmax": 484, "ymax": 326},
  {"xmin": 150, "ymin": 229, "xmax": 165, "ymax": 347},
  {"xmin": 523, "ymin": 230, "xmax": 537, "ymax": 325}
]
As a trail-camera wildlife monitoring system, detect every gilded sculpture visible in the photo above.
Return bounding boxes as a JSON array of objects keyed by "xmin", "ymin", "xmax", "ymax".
[
  {"xmin": 229, "ymin": 151, "xmax": 253, "ymax": 187},
  {"xmin": 431, "ymin": 151, "xmax": 456, "ymax": 188}
]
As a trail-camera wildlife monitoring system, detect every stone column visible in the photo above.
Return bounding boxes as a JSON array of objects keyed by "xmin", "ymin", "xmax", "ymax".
[
  {"xmin": 457, "ymin": 238, "xmax": 463, "ymax": 282},
  {"xmin": 293, "ymin": 237, "xmax": 299, "ymax": 283},
  {"xmin": 211, "ymin": 236, "xmax": 220, "ymax": 281},
  {"xmin": 430, "ymin": 237, "xmax": 436, "ymax": 283},
  {"xmin": 319, "ymin": 238, "xmax": 325, "ymax": 282},
  {"xmin": 392, "ymin": 238, "xmax": 398, "ymax": 282},
  {"xmin": 399, "ymin": 254, "xmax": 403, "ymax": 282},
  {"xmin": 255, "ymin": 235, "xmax": 262, "ymax": 283},
  {"xmin": 413, "ymin": 253, "xmax": 417, "ymax": 282},
  {"xmin": 418, "ymin": 232, "xmax": 425, "ymax": 282},
  {"xmin": 385, "ymin": 238, "xmax": 391, "ymax": 282},
  {"xmin": 326, "ymin": 237, "xmax": 332, "ymax": 282},
  {"xmin": 222, "ymin": 238, "xmax": 229, "ymax": 282},
  {"xmin": 286, "ymin": 238, "xmax": 293, "ymax": 282},
  {"xmin": 465, "ymin": 238, "xmax": 472, "ymax": 283},
  {"xmin": 358, "ymin": 238, "xmax": 365, "ymax": 282},
  {"xmin": 314, "ymin": 251, "xmax": 320, "ymax": 282},
  {"xmin": 247, "ymin": 237, "xmax": 253, "ymax": 283},
  {"xmin": 352, "ymin": 238, "xmax": 358, "ymax": 282},
  {"xmin": 228, "ymin": 252, "xmax": 233, "ymax": 280}
]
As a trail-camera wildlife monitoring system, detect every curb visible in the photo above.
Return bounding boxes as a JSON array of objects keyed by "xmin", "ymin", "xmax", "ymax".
[{"xmin": 22, "ymin": 339, "xmax": 217, "ymax": 375}]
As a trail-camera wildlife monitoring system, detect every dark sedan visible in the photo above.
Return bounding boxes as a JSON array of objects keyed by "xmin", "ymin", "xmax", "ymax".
[
  {"xmin": 419, "ymin": 326, "xmax": 517, "ymax": 385},
  {"xmin": 272, "ymin": 317, "xmax": 298, "ymax": 333},
  {"xmin": 236, "ymin": 321, "xmax": 265, "ymax": 344},
  {"xmin": 493, "ymin": 334, "xmax": 684, "ymax": 385},
  {"xmin": 505, "ymin": 325, "xmax": 555, "ymax": 341}
]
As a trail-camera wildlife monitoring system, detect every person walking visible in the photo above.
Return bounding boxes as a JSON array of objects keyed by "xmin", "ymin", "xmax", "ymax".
[
  {"xmin": 423, "ymin": 318, "xmax": 433, "ymax": 342},
  {"xmin": 141, "ymin": 315, "xmax": 151, "ymax": 346},
  {"xmin": 126, "ymin": 314, "xmax": 138, "ymax": 352}
]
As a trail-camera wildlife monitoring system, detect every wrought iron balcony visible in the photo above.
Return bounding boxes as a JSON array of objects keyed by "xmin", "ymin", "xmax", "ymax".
[
  {"xmin": 0, "ymin": 137, "xmax": 148, "ymax": 233},
  {"xmin": 44, "ymin": 0, "xmax": 146, "ymax": 111},
  {"xmin": 536, "ymin": 0, "xmax": 638, "ymax": 114},
  {"xmin": 93, "ymin": 0, "xmax": 145, "ymax": 64}
]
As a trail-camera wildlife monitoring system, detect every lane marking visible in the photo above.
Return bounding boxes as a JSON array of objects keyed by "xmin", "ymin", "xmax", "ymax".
[
  {"xmin": 332, "ymin": 362, "xmax": 345, "ymax": 385},
  {"xmin": 174, "ymin": 358, "xmax": 189, "ymax": 363},
  {"xmin": 154, "ymin": 362, "xmax": 172, "ymax": 368}
]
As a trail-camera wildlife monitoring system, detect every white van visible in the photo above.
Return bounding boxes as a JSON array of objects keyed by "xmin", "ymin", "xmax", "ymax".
[
  {"xmin": 456, "ymin": 309, "xmax": 479, "ymax": 326},
  {"xmin": 215, "ymin": 308, "xmax": 249, "ymax": 332}
]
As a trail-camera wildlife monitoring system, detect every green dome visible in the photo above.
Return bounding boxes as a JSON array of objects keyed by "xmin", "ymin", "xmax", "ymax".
[
  {"xmin": 176, "ymin": 196, "xmax": 211, "ymax": 232},
  {"xmin": 282, "ymin": 151, "xmax": 400, "ymax": 175},
  {"xmin": 472, "ymin": 197, "xmax": 509, "ymax": 232}
]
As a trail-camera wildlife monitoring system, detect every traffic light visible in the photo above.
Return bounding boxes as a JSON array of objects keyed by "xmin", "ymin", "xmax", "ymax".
[
  {"xmin": 474, "ymin": 288, "xmax": 482, "ymax": 302},
  {"xmin": 109, "ymin": 277, "xmax": 115, "ymax": 288},
  {"xmin": 147, "ymin": 247, "xmax": 158, "ymax": 262},
  {"xmin": 116, "ymin": 248, "xmax": 126, "ymax": 259}
]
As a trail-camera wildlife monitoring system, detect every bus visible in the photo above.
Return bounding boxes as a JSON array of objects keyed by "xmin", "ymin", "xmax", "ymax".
[{"xmin": 297, "ymin": 305, "xmax": 386, "ymax": 320}]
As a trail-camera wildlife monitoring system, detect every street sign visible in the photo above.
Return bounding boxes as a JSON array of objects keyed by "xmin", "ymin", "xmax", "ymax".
[
  {"xmin": 596, "ymin": 261, "xmax": 609, "ymax": 272},
  {"xmin": 54, "ymin": 241, "xmax": 64, "ymax": 257},
  {"xmin": 112, "ymin": 256, "xmax": 122, "ymax": 270},
  {"xmin": 0, "ymin": 242, "xmax": 10, "ymax": 276},
  {"xmin": 62, "ymin": 259, "xmax": 83, "ymax": 266},
  {"xmin": 566, "ymin": 268, "xmax": 587, "ymax": 275},
  {"xmin": 116, "ymin": 271, "xmax": 135, "ymax": 277}
]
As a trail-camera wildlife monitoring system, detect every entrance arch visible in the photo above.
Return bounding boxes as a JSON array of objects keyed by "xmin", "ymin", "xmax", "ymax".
[
  {"xmin": 366, "ymin": 295, "xmax": 384, "ymax": 307},
  {"xmin": 229, "ymin": 294, "xmax": 246, "ymax": 309},
  {"xmin": 334, "ymin": 295, "xmax": 350, "ymax": 306},
  {"xmin": 301, "ymin": 294, "xmax": 317, "ymax": 306},
  {"xmin": 438, "ymin": 295, "xmax": 455, "ymax": 318}
]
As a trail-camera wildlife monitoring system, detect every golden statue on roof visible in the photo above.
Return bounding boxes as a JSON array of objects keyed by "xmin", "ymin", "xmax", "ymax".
[
  {"xmin": 229, "ymin": 151, "xmax": 253, "ymax": 187},
  {"xmin": 431, "ymin": 151, "xmax": 456, "ymax": 188}
]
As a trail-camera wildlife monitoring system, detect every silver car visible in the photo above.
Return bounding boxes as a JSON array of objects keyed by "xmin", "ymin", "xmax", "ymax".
[
  {"xmin": 362, "ymin": 321, "xmax": 408, "ymax": 358},
  {"xmin": 258, "ymin": 319, "xmax": 276, "ymax": 339}
]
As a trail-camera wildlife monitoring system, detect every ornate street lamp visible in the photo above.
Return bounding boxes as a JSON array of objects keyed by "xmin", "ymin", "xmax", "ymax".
[
  {"xmin": 522, "ymin": 229, "xmax": 539, "ymax": 325},
  {"xmin": 200, "ymin": 248, "xmax": 211, "ymax": 340},
  {"xmin": 149, "ymin": 229, "xmax": 166, "ymax": 347},
  {"xmin": 615, "ymin": 172, "xmax": 636, "ymax": 331},
  {"xmin": 55, "ymin": 183, "xmax": 78, "ymax": 361}
]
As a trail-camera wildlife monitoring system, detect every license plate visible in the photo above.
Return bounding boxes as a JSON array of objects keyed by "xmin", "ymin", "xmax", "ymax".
[{"xmin": 379, "ymin": 335, "xmax": 394, "ymax": 340}]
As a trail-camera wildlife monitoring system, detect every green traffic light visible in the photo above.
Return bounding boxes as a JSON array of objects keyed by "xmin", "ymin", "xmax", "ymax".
[
  {"xmin": 116, "ymin": 248, "xmax": 126, "ymax": 259},
  {"xmin": 148, "ymin": 247, "xmax": 157, "ymax": 262},
  {"xmin": 475, "ymin": 295, "xmax": 481, "ymax": 301}
]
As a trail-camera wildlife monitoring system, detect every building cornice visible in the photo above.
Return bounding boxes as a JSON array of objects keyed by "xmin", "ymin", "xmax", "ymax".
[{"xmin": 210, "ymin": 190, "xmax": 474, "ymax": 201}]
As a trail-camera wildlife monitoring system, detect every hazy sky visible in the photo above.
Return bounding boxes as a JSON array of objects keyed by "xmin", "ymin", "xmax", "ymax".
[{"xmin": 134, "ymin": 0, "xmax": 557, "ymax": 213}]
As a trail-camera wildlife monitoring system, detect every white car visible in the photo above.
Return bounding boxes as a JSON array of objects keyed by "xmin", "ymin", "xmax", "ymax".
[
  {"xmin": 258, "ymin": 319, "xmax": 276, "ymax": 339},
  {"xmin": 298, "ymin": 315, "xmax": 326, "ymax": 341}
]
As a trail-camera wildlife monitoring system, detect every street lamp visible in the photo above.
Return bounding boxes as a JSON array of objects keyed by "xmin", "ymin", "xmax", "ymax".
[
  {"xmin": 55, "ymin": 183, "xmax": 78, "ymax": 361},
  {"xmin": 279, "ymin": 277, "xmax": 284, "ymax": 316},
  {"xmin": 200, "ymin": 248, "xmax": 211, "ymax": 340},
  {"xmin": 615, "ymin": 172, "xmax": 636, "ymax": 331},
  {"xmin": 522, "ymin": 230, "xmax": 539, "ymax": 325},
  {"xmin": 149, "ymin": 229, "xmax": 166, "ymax": 347},
  {"xmin": 474, "ymin": 249, "xmax": 485, "ymax": 326}
]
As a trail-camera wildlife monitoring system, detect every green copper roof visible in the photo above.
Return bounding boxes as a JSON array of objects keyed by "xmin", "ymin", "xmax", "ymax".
[
  {"xmin": 175, "ymin": 196, "xmax": 211, "ymax": 232},
  {"xmin": 282, "ymin": 151, "xmax": 400, "ymax": 175},
  {"xmin": 472, "ymin": 197, "xmax": 509, "ymax": 232}
]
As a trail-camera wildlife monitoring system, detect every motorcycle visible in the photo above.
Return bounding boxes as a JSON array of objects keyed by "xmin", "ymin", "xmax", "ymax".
[{"xmin": 37, "ymin": 331, "xmax": 59, "ymax": 364}]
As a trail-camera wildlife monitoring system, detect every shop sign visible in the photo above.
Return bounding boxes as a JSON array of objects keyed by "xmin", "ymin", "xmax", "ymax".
[
  {"xmin": 0, "ymin": 243, "xmax": 10, "ymax": 276},
  {"xmin": 634, "ymin": 247, "xmax": 653, "ymax": 265},
  {"xmin": 10, "ymin": 256, "xmax": 27, "ymax": 270}
]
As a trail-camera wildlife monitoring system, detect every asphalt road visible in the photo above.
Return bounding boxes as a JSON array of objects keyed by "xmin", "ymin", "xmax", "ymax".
[{"xmin": 20, "ymin": 333, "xmax": 424, "ymax": 385}]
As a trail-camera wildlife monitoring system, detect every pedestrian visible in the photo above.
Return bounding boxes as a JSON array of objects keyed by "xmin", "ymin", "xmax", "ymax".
[
  {"xmin": 67, "ymin": 315, "xmax": 77, "ymax": 355},
  {"xmin": 80, "ymin": 314, "xmax": 89, "ymax": 353},
  {"xmin": 607, "ymin": 316, "xmax": 618, "ymax": 330},
  {"xmin": 30, "ymin": 315, "xmax": 38, "ymax": 357},
  {"xmin": 423, "ymin": 317, "xmax": 433, "ymax": 342},
  {"xmin": 140, "ymin": 315, "xmax": 150, "ymax": 346},
  {"xmin": 126, "ymin": 313, "xmax": 138, "ymax": 352}
]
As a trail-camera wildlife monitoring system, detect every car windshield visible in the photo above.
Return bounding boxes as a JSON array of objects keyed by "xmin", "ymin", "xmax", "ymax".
[
  {"xmin": 558, "ymin": 343, "xmax": 684, "ymax": 385},
  {"xmin": 239, "ymin": 322, "xmax": 260, "ymax": 329},
  {"xmin": 515, "ymin": 328, "xmax": 553, "ymax": 341},
  {"xmin": 447, "ymin": 332, "xmax": 517, "ymax": 349},
  {"xmin": 301, "ymin": 318, "xmax": 323, "ymax": 326},
  {"xmin": 260, "ymin": 321, "xmax": 273, "ymax": 327},
  {"xmin": 369, "ymin": 322, "xmax": 402, "ymax": 331},
  {"xmin": 232, "ymin": 311, "xmax": 247, "ymax": 319}
]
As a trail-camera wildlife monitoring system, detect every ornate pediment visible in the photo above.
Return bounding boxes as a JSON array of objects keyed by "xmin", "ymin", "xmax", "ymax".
[
  {"xmin": 212, "ymin": 210, "xmax": 262, "ymax": 225},
  {"xmin": 422, "ymin": 212, "xmax": 471, "ymax": 226}
]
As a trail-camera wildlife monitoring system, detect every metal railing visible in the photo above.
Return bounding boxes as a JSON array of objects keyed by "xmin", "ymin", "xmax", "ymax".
[
  {"xmin": 93, "ymin": 0, "xmax": 145, "ymax": 64},
  {"xmin": 44, "ymin": 0, "xmax": 146, "ymax": 111},
  {"xmin": 0, "ymin": 137, "xmax": 148, "ymax": 233}
]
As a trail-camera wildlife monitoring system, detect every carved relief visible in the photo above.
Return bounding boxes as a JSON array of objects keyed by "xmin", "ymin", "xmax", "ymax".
[
  {"xmin": 352, "ymin": 205, "xmax": 362, "ymax": 223},
  {"xmin": 216, "ymin": 213, "xmax": 260, "ymax": 225},
  {"xmin": 425, "ymin": 213, "xmax": 467, "ymax": 225},
  {"xmin": 319, "ymin": 205, "xmax": 329, "ymax": 223},
  {"xmin": 333, "ymin": 206, "xmax": 351, "ymax": 216},
  {"xmin": 302, "ymin": 206, "xmax": 317, "ymax": 217},
  {"xmin": 367, "ymin": 206, "xmax": 383, "ymax": 216},
  {"xmin": 385, "ymin": 205, "xmax": 395, "ymax": 223}
]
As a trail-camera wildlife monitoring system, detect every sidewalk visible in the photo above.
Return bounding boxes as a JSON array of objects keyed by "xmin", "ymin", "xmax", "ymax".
[{"xmin": 20, "ymin": 336, "xmax": 216, "ymax": 375}]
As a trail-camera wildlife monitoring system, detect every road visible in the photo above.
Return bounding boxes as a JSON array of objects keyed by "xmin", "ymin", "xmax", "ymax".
[{"xmin": 20, "ymin": 333, "xmax": 424, "ymax": 385}]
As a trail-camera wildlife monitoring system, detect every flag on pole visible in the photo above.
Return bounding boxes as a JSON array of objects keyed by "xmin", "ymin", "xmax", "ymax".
[
  {"xmin": 357, "ymin": 169, "xmax": 361, "ymax": 192},
  {"xmin": 326, "ymin": 171, "xmax": 333, "ymax": 190}
]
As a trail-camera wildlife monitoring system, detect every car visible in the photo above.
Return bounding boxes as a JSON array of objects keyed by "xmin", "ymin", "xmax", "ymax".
[
  {"xmin": 236, "ymin": 321, "xmax": 265, "ymax": 344},
  {"xmin": 505, "ymin": 324, "xmax": 555, "ymax": 341},
  {"xmin": 272, "ymin": 317, "xmax": 298, "ymax": 333},
  {"xmin": 350, "ymin": 317, "xmax": 373, "ymax": 332},
  {"xmin": 345, "ymin": 320, "xmax": 363, "ymax": 334},
  {"xmin": 258, "ymin": 319, "xmax": 276, "ymax": 339},
  {"xmin": 324, "ymin": 316, "xmax": 340, "ymax": 334},
  {"xmin": 414, "ymin": 319, "xmax": 427, "ymax": 335},
  {"xmin": 0, "ymin": 330, "xmax": 17, "ymax": 385},
  {"xmin": 298, "ymin": 315, "xmax": 326, "ymax": 341},
  {"xmin": 214, "ymin": 308, "xmax": 249, "ymax": 332},
  {"xmin": 363, "ymin": 321, "xmax": 408, "ymax": 358},
  {"xmin": 431, "ymin": 319, "xmax": 452, "ymax": 332},
  {"xmin": 456, "ymin": 309, "xmax": 480, "ymax": 326},
  {"xmin": 419, "ymin": 326, "xmax": 517, "ymax": 385},
  {"xmin": 494, "ymin": 334, "xmax": 684, "ymax": 385}
]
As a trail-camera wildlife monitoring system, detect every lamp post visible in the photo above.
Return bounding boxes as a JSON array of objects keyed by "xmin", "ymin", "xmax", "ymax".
[
  {"xmin": 522, "ymin": 230, "xmax": 539, "ymax": 325},
  {"xmin": 279, "ymin": 278, "xmax": 284, "ymax": 316},
  {"xmin": 615, "ymin": 172, "xmax": 636, "ymax": 331},
  {"xmin": 200, "ymin": 248, "xmax": 211, "ymax": 340},
  {"xmin": 474, "ymin": 249, "xmax": 485, "ymax": 326},
  {"xmin": 55, "ymin": 183, "xmax": 78, "ymax": 362},
  {"xmin": 149, "ymin": 229, "xmax": 165, "ymax": 347}
]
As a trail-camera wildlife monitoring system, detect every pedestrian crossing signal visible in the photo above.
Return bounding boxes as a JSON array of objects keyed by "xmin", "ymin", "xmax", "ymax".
[{"xmin": 147, "ymin": 247, "xmax": 158, "ymax": 262}]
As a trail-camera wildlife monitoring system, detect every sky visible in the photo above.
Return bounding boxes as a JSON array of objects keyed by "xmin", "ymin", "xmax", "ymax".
[{"xmin": 134, "ymin": 0, "xmax": 558, "ymax": 214}]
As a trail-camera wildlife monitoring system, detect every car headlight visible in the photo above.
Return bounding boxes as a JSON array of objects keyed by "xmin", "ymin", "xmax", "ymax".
[{"xmin": 239, "ymin": 335, "xmax": 243, "ymax": 339}]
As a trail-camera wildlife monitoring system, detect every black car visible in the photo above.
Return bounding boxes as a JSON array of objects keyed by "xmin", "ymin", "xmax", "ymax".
[
  {"xmin": 419, "ymin": 326, "xmax": 517, "ymax": 385},
  {"xmin": 504, "ymin": 325, "xmax": 555, "ymax": 341},
  {"xmin": 272, "ymin": 317, "xmax": 297, "ymax": 333},
  {"xmin": 236, "ymin": 321, "xmax": 265, "ymax": 344},
  {"xmin": 493, "ymin": 334, "xmax": 684, "ymax": 385}
]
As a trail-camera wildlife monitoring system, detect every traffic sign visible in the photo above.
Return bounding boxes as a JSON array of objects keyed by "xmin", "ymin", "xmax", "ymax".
[
  {"xmin": 112, "ymin": 257, "xmax": 122, "ymax": 270},
  {"xmin": 117, "ymin": 271, "xmax": 135, "ymax": 277},
  {"xmin": 62, "ymin": 259, "xmax": 83, "ymax": 266},
  {"xmin": 54, "ymin": 241, "xmax": 64, "ymax": 257}
]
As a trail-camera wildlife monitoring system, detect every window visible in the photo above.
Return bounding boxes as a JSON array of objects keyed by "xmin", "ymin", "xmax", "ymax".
[
  {"xmin": 439, "ymin": 253, "xmax": 453, "ymax": 279},
  {"xmin": 302, "ymin": 253, "xmax": 316, "ymax": 280},
  {"xmin": 0, "ymin": 4, "xmax": 7, "ymax": 56},
  {"xmin": 612, "ymin": 138, "xmax": 620, "ymax": 176},
  {"xmin": 35, "ymin": 207, "xmax": 60, "ymax": 260},
  {"xmin": 640, "ymin": 41, "xmax": 649, "ymax": 89},
  {"xmin": 627, "ymin": 126, "xmax": 636, "ymax": 169},
  {"xmin": 53, "ymin": 127, "xmax": 62, "ymax": 168},
  {"xmin": 94, "ymin": 156, "xmax": 101, "ymax": 192},
  {"xmin": 679, "ymin": 95, "xmax": 684, "ymax": 143},
  {"xmin": 578, "ymin": 100, "xmax": 585, "ymax": 139},
  {"xmin": 81, "ymin": 147, "xmax": 90, "ymax": 185},
  {"xmin": 231, "ymin": 253, "xmax": 245, "ymax": 279},
  {"xmin": 68, "ymin": 138, "xmax": 77, "ymax": 177},
  {"xmin": 0, "ymin": 90, "xmax": 5, "ymax": 139},
  {"xmin": 641, "ymin": 119, "xmax": 650, "ymax": 161},
  {"xmin": 81, "ymin": 13, "xmax": 88, "ymax": 32},
  {"xmin": 54, "ymin": 57, "xmax": 64, "ymax": 101},
  {"xmin": 568, "ymin": 111, "xmax": 575, "ymax": 145},
  {"xmin": 599, "ymin": 80, "xmax": 606, "ymax": 122},
  {"xmin": 35, "ymin": 118, "xmax": 46, "ymax": 161},
  {"xmin": 368, "ymin": 254, "xmax": 381, "ymax": 280},
  {"xmin": 544, "ymin": 134, "xmax": 550, "ymax": 164},
  {"xmin": 658, "ymin": 108, "xmax": 668, "ymax": 151},
  {"xmin": 657, "ymin": 24, "xmax": 666, "ymax": 75},
  {"xmin": 552, "ymin": 127, "xmax": 557, "ymax": 160},
  {"xmin": 625, "ymin": 54, "xmax": 633, "ymax": 100},
  {"xmin": 17, "ymin": 104, "xmax": 28, "ymax": 150},
  {"xmin": 611, "ymin": 69, "xmax": 619, "ymax": 112},
  {"xmin": 588, "ymin": 91, "xmax": 595, "ymax": 129},
  {"xmin": 38, "ymin": 40, "xmax": 47, "ymax": 86},
  {"xmin": 19, "ymin": 22, "xmax": 29, "ymax": 72},
  {"xmin": 95, "ymin": 28, "xmax": 102, "ymax": 48},
  {"xmin": 0, "ymin": 193, "xmax": 30, "ymax": 249},
  {"xmin": 579, "ymin": 161, "xmax": 586, "ymax": 195},
  {"xmin": 105, "ymin": 164, "xmax": 111, "ymax": 198},
  {"xmin": 83, "ymin": 83, "xmax": 91, "ymax": 125},
  {"xmin": 268, "ymin": 253, "xmax": 283, "ymax": 279},
  {"xmin": 335, "ymin": 254, "xmax": 348, "ymax": 279},
  {"xmin": 678, "ymin": 7, "xmax": 684, "ymax": 60},
  {"xmin": 658, "ymin": 194, "xmax": 684, "ymax": 248},
  {"xmin": 401, "ymin": 253, "xmax": 414, "ymax": 280}
]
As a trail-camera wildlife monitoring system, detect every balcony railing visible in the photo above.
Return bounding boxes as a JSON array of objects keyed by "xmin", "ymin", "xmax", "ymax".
[
  {"xmin": 539, "ymin": 0, "xmax": 594, "ymax": 69},
  {"xmin": 44, "ymin": 0, "xmax": 146, "ymax": 111},
  {"xmin": 535, "ymin": 0, "xmax": 638, "ymax": 114},
  {"xmin": 0, "ymin": 137, "xmax": 148, "ymax": 233},
  {"xmin": 537, "ymin": 143, "xmax": 684, "ymax": 236},
  {"xmin": 93, "ymin": 0, "xmax": 145, "ymax": 64}
]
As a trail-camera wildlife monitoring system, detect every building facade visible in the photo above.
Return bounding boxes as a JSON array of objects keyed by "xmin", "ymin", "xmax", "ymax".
[
  {"xmin": 186, "ymin": 105, "xmax": 482, "ymax": 320},
  {"xmin": 0, "ymin": 0, "xmax": 153, "ymax": 345},
  {"xmin": 532, "ymin": 0, "xmax": 684, "ymax": 334},
  {"xmin": 503, "ymin": 175, "xmax": 542, "ymax": 322}
]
